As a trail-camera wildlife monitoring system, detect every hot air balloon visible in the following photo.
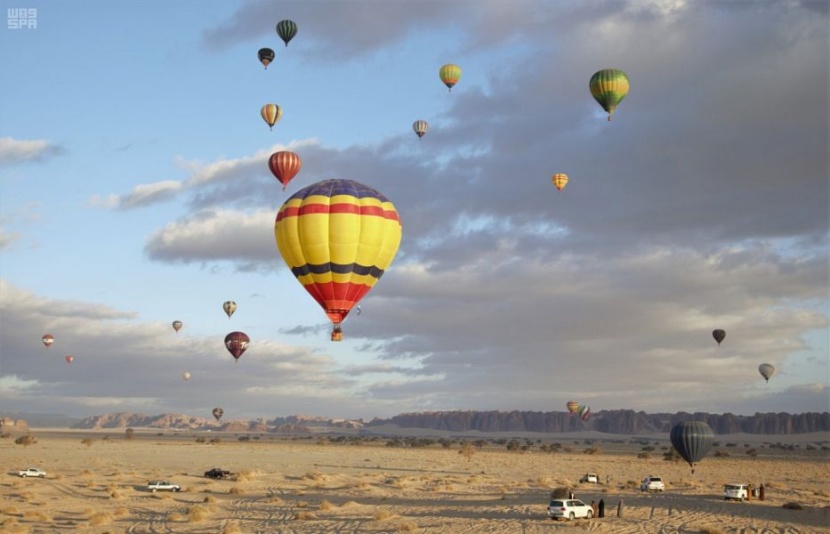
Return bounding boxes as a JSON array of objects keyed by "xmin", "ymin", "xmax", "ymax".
[
  {"xmin": 439, "ymin": 64, "xmax": 461, "ymax": 92},
  {"xmin": 224, "ymin": 331, "xmax": 249, "ymax": 362},
  {"xmin": 223, "ymin": 301, "xmax": 237, "ymax": 319},
  {"xmin": 580, "ymin": 407, "xmax": 592, "ymax": 422},
  {"xmin": 258, "ymin": 47, "xmax": 275, "ymax": 69},
  {"xmin": 670, "ymin": 421, "xmax": 714, "ymax": 473},
  {"xmin": 758, "ymin": 363, "xmax": 775, "ymax": 383},
  {"xmin": 183, "ymin": 372, "xmax": 191, "ymax": 381},
  {"xmin": 261, "ymin": 104, "xmax": 282, "ymax": 130},
  {"xmin": 172, "ymin": 320, "xmax": 183, "ymax": 333},
  {"xmin": 275, "ymin": 179, "xmax": 402, "ymax": 341},
  {"xmin": 712, "ymin": 329, "xmax": 726, "ymax": 346},
  {"xmin": 412, "ymin": 120, "xmax": 428, "ymax": 139},
  {"xmin": 42, "ymin": 334, "xmax": 54, "ymax": 348},
  {"xmin": 212, "ymin": 407, "xmax": 224, "ymax": 422},
  {"xmin": 268, "ymin": 151, "xmax": 302, "ymax": 191},
  {"xmin": 552, "ymin": 173, "xmax": 569, "ymax": 192},
  {"xmin": 276, "ymin": 19, "xmax": 297, "ymax": 47},
  {"xmin": 589, "ymin": 68, "xmax": 630, "ymax": 121},
  {"xmin": 566, "ymin": 401, "xmax": 579, "ymax": 414},
  {"xmin": 65, "ymin": 355, "xmax": 74, "ymax": 364}
]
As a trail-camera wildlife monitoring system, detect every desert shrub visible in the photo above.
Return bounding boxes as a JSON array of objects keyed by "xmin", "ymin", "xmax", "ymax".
[
  {"xmin": 187, "ymin": 505, "xmax": 209, "ymax": 522},
  {"xmin": 641, "ymin": 446, "xmax": 655, "ymax": 452},
  {"xmin": 563, "ymin": 446, "xmax": 573, "ymax": 453},
  {"xmin": 697, "ymin": 527, "xmax": 725, "ymax": 534},
  {"xmin": 110, "ymin": 491, "xmax": 122, "ymax": 499},
  {"xmin": 222, "ymin": 523, "xmax": 243, "ymax": 534},
  {"xmin": 22, "ymin": 511, "xmax": 49, "ymax": 521},
  {"xmin": 713, "ymin": 450, "xmax": 730, "ymax": 458},
  {"xmin": 725, "ymin": 442, "xmax": 737, "ymax": 447},
  {"xmin": 0, "ymin": 433, "xmax": 10, "ymax": 439},
  {"xmin": 459, "ymin": 443, "xmax": 475, "ymax": 462},
  {"xmin": 2, "ymin": 506, "xmax": 20, "ymax": 515},
  {"xmin": 318, "ymin": 500, "xmax": 334, "ymax": 511},
  {"xmin": 373, "ymin": 510, "xmax": 396, "ymax": 521},
  {"xmin": 167, "ymin": 512, "xmax": 186, "ymax": 522},
  {"xmin": 88, "ymin": 512, "xmax": 112, "ymax": 525},
  {"xmin": 663, "ymin": 448, "xmax": 681, "ymax": 462},
  {"xmin": 237, "ymin": 436, "xmax": 250, "ymax": 442},
  {"xmin": 782, "ymin": 502, "xmax": 804, "ymax": 510},
  {"xmin": 584, "ymin": 446, "xmax": 601, "ymax": 455},
  {"xmin": 396, "ymin": 521, "xmax": 418, "ymax": 532},
  {"xmin": 113, "ymin": 507, "xmax": 129, "ymax": 516},
  {"xmin": 295, "ymin": 511, "xmax": 317, "ymax": 520},
  {"xmin": 81, "ymin": 438, "xmax": 94, "ymax": 447},
  {"xmin": 209, "ymin": 438, "xmax": 221, "ymax": 444},
  {"xmin": 14, "ymin": 435, "xmax": 36, "ymax": 446},
  {"xmin": 195, "ymin": 436, "xmax": 206, "ymax": 443},
  {"xmin": 228, "ymin": 487, "xmax": 244, "ymax": 495},
  {"xmin": 438, "ymin": 438, "xmax": 453, "ymax": 449},
  {"xmin": 506, "ymin": 439, "xmax": 521, "ymax": 451},
  {"xmin": 745, "ymin": 448, "xmax": 758, "ymax": 457},
  {"xmin": 203, "ymin": 495, "xmax": 216, "ymax": 503},
  {"xmin": 637, "ymin": 452, "xmax": 651, "ymax": 459},
  {"xmin": 124, "ymin": 428, "xmax": 134, "ymax": 440}
]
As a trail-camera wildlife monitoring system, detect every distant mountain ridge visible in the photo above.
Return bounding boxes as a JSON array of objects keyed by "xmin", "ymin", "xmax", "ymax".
[{"xmin": 60, "ymin": 410, "xmax": 830, "ymax": 435}]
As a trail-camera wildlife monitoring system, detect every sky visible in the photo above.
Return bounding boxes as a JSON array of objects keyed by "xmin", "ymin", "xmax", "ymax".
[{"xmin": 1, "ymin": 0, "xmax": 828, "ymax": 422}]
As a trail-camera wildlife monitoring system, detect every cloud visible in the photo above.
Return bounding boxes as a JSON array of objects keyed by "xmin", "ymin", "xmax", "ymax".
[
  {"xmin": 0, "ymin": 227, "xmax": 20, "ymax": 250},
  {"xmin": 0, "ymin": 137, "xmax": 65, "ymax": 165}
]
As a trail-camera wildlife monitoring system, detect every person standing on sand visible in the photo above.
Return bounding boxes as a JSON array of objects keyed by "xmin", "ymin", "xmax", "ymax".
[
  {"xmin": 591, "ymin": 500, "xmax": 597, "ymax": 517},
  {"xmin": 598, "ymin": 498, "xmax": 605, "ymax": 518}
]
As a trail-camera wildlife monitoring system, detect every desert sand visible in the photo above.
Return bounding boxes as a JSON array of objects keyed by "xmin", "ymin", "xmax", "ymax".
[{"xmin": 1, "ymin": 429, "xmax": 828, "ymax": 533}]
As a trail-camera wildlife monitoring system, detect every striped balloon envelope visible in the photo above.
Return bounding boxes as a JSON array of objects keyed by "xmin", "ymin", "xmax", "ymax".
[
  {"xmin": 589, "ymin": 68, "xmax": 630, "ymax": 121},
  {"xmin": 274, "ymin": 179, "xmax": 402, "ymax": 340}
]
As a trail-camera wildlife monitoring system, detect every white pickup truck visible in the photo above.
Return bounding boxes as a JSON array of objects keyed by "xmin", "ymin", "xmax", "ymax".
[
  {"xmin": 18, "ymin": 467, "xmax": 47, "ymax": 478},
  {"xmin": 147, "ymin": 480, "xmax": 181, "ymax": 492}
]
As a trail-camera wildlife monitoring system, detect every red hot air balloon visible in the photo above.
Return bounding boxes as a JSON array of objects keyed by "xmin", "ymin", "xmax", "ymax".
[
  {"xmin": 42, "ymin": 334, "xmax": 54, "ymax": 348},
  {"xmin": 65, "ymin": 355, "xmax": 74, "ymax": 364},
  {"xmin": 224, "ymin": 331, "xmax": 250, "ymax": 362},
  {"xmin": 269, "ymin": 151, "xmax": 302, "ymax": 191}
]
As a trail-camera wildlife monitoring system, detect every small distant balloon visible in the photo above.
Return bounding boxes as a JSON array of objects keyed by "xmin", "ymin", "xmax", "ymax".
[
  {"xmin": 261, "ymin": 104, "xmax": 282, "ymax": 130},
  {"xmin": 223, "ymin": 301, "xmax": 237, "ymax": 319},
  {"xmin": 183, "ymin": 372, "xmax": 191, "ymax": 381},
  {"xmin": 212, "ymin": 407, "xmax": 224, "ymax": 422},
  {"xmin": 42, "ymin": 334, "xmax": 54, "ymax": 348},
  {"xmin": 258, "ymin": 47, "xmax": 275, "ymax": 69},
  {"xmin": 65, "ymin": 355, "xmax": 74, "ymax": 364},
  {"xmin": 589, "ymin": 68, "xmax": 630, "ymax": 121},
  {"xmin": 268, "ymin": 151, "xmax": 302, "ymax": 191},
  {"xmin": 439, "ymin": 64, "xmax": 462, "ymax": 92},
  {"xmin": 758, "ymin": 363, "xmax": 775, "ymax": 383},
  {"xmin": 172, "ymin": 320, "xmax": 183, "ymax": 333},
  {"xmin": 712, "ymin": 329, "xmax": 726, "ymax": 346},
  {"xmin": 566, "ymin": 401, "xmax": 579, "ymax": 414},
  {"xmin": 412, "ymin": 120, "xmax": 428, "ymax": 139},
  {"xmin": 276, "ymin": 19, "xmax": 297, "ymax": 47},
  {"xmin": 552, "ymin": 173, "xmax": 569, "ymax": 192},
  {"xmin": 224, "ymin": 331, "xmax": 250, "ymax": 362}
]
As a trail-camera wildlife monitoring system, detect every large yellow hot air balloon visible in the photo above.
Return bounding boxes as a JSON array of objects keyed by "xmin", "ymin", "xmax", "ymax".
[
  {"xmin": 261, "ymin": 104, "xmax": 282, "ymax": 130},
  {"xmin": 566, "ymin": 401, "xmax": 579, "ymax": 414},
  {"xmin": 439, "ymin": 64, "xmax": 462, "ymax": 92},
  {"xmin": 589, "ymin": 68, "xmax": 630, "ymax": 121},
  {"xmin": 275, "ymin": 179, "xmax": 402, "ymax": 341},
  {"xmin": 552, "ymin": 173, "xmax": 569, "ymax": 191}
]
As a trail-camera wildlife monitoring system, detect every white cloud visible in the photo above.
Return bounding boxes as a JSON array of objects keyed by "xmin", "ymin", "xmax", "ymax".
[{"xmin": 0, "ymin": 137, "xmax": 64, "ymax": 165}]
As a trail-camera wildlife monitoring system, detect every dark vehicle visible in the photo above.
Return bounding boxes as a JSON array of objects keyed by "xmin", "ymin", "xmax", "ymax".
[{"xmin": 204, "ymin": 468, "xmax": 232, "ymax": 479}]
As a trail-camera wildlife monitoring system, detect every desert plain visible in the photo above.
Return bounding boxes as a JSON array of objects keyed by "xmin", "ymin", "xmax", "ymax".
[{"xmin": 1, "ymin": 428, "xmax": 828, "ymax": 533}]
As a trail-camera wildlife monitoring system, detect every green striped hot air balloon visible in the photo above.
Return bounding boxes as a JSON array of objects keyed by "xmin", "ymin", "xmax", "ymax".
[
  {"xmin": 589, "ymin": 68, "xmax": 630, "ymax": 121},
  {"xmin": 276, "ymin": 20, "xmax": 297, "ymax": 47}
]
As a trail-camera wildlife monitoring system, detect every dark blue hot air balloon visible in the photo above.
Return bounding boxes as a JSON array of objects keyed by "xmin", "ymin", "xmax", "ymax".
[{"xmin": 670, "ymin": 421, "xmax": 714, "ymax": 473}]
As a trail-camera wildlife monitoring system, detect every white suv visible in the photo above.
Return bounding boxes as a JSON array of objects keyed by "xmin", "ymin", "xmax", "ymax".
[
  {"xmin": 579, "ymin": 473, "xmax": 599, "ymax": 483},
  {"xmin": 547, "ymin": 499, "xmax": 594, "ymax": 520},
  {"xmin": 640, "ymin": 476, "xmax": 665, "ymax": 492},
  {"xmin": 723, "ymin": 484, "xmax": 749, "ymax": 501}
]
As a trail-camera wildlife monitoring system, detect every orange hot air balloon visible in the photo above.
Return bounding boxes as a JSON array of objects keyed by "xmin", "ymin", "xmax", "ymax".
[
  {"xmin": 268, "ymin": 151, "xmax": 302, "ymax": 191},
  {"xmin": 42, "ymin": 334, "xmax": 54, "ymax": 348},
  {"xmin": 552, "ymin": 173, "xmax": 569, "ymax": 191},
  {"xmin": 261, "ymin": 104, "xmax": 282, "ymax": 130},
  {"xmin": 566, "ymin": 401, "xmax": 579, "ymax": 414},
  {"xmin": 439, "ymin": 64, "xmax": 462, "ymax": 92},
  {"xmin": 65, "ymin": 355, "xmax": 74, "ymax": 364}
]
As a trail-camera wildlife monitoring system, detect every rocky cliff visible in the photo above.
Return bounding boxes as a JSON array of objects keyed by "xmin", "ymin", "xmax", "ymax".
[{"xmin": 367, "ymin": 410, "xmax": 830, "ymax": 435}]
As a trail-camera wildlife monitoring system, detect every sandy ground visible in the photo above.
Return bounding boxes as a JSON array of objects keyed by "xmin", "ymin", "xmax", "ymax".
[{"xmin": 1, "ymin": 429, "xmax": 828, "ymax": 533}]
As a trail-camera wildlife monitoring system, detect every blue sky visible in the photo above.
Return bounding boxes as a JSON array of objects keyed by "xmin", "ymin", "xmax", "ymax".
[{"xmin": 1, "ymin": 0, "xmax": 828, "ymax": 422}]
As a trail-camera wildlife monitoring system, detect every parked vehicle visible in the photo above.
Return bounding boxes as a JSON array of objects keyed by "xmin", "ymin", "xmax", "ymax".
[
  {"xmin": 723, "ymin": 484, "xmax": 749, "ymax": 501},
  {"xmin": 547, "ymin": 499, "xmax": 594, "ymax": 520},
  {"xmin": 579, "ymin": 473, "xmax": 599, "ymax": 483},
  {"xmin": 147, "ymin": 480, "xmax": 181, "ymax": 492},
  {"xmin": 204, "ymin": 468, "xmax": 232, "ymax": 479},
  {"xmin": 640, "ymin": 476, "xmax": 665, "ymax": 492},
  {"xmin": 18, "ymin": 467, "xmax": 46, "ymax": 478}
]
